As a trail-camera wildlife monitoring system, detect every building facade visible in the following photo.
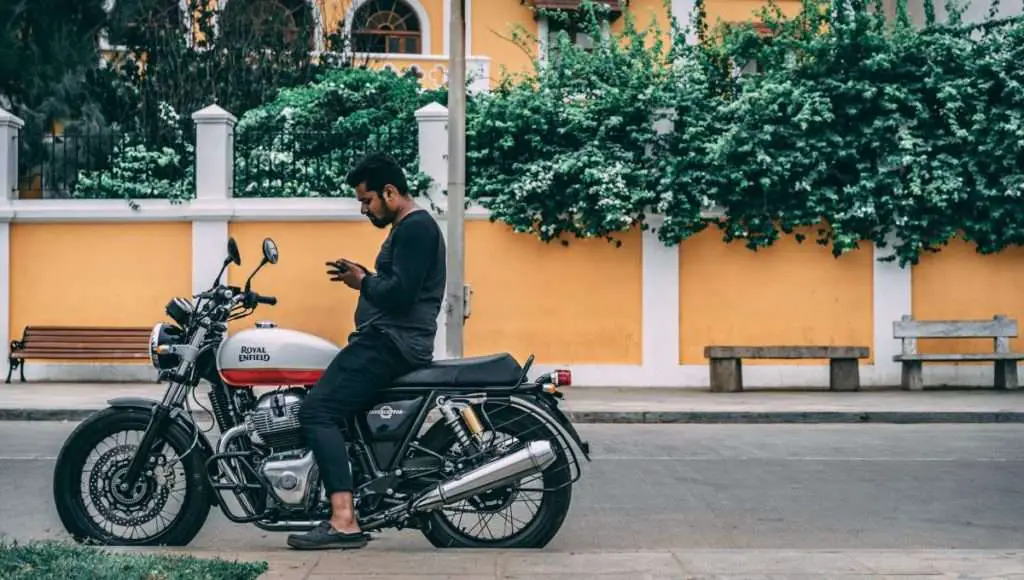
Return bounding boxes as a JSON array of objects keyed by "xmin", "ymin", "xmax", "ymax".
[{"xmin": 96, "ymin": 0, "xmax": 814, "ymax": 90}]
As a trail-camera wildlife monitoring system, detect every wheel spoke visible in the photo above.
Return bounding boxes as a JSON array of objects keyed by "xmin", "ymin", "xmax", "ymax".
[{"xmin": 75, "ymin": 428, "xmax": 188, "ymax": 543}]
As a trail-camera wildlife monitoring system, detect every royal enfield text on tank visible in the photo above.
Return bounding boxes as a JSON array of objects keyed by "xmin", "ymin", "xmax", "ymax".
[{"xmin": 51, "ymin": 237, "xmax": 591, "ymax": 548}]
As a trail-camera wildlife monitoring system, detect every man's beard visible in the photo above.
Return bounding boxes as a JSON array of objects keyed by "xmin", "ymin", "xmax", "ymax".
[{"xmin": 367, "ymin": 210, "xmax": 392, "ymax": 228}]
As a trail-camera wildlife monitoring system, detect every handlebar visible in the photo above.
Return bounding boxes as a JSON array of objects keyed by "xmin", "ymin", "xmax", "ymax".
[
  {"xmin": 253, "ymin": 293, "xmax": 277, "ymax": 306},
  {"xmin": 191, "ymin": 286, "xmax": 277, "ymax": 318}
]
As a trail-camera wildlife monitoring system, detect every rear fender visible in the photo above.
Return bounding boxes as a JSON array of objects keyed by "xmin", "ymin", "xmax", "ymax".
[
  {"xmin": 509, "ymin": 394, "xmax": 591, "ymax": 462},
  {"xmin": 107, "ymin": 397, "xmax": 220, "ymax": 505}
]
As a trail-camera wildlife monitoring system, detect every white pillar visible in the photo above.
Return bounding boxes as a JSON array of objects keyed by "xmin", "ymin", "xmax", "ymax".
[
  {"xmin": 0, "ymin": 108, "xmax": 24, "ymax": 374},
  {"xmin": 872, "ymin": 232, "xmax": 913, "ymax": 386},
  {"xmin": 640, "ymin": 110, "xmax": 682, "ymax": 383},
  {"xmin": 191, "ymin": 105, "xmax": 236, "ymax": 294},
  {"xmin": 415, "ymin": 102, "xmax": 450, "ymax": 359},
  {"xmin": 414, "ymin": 102, "xmax": 449, "ymax": 209},
  {"xmin": 0, "ymin": 108, "xmax": 22, "ymax": 202},
  {"xmin": 642, "ymin": 216, "xmax": 681, "ymax": 380},
  {"xmin": 672, "ymin": 0, "xmax": 699, "ymax": 44}
]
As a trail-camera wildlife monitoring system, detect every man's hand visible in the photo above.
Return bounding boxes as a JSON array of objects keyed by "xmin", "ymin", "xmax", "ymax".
[{"xmin": 326, "ymin": 259, "xmax": 369, "ymax": 290}]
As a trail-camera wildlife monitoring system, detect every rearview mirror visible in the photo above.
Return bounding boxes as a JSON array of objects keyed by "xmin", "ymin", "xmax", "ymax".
[
  {"xmin": 227, "ymin": 237, "xmax": 242, "ymax": 266},
  {"xmin": 262, "ymin": 238, "xmax": 278, "ymax": 265}
]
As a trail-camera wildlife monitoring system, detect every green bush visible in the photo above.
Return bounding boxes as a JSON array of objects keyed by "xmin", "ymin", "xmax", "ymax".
[
  {"xmin": 464, "ymin": 3, "xmax": 679, "ymax": 245},
  {"xmin": 0, "ymin": 540, "xmax": 268, "ymax": 580},
  {"xmin": 70, "ymin": 102, "xmax": 195, "ymax": 204},
  {"xmin": 232, "ymin": 66, "xmax": 445, "ymax": 199},
  {"xmin": 463, "ymin": 0, "xmax": 1024, "ymax": 265},
  {"xmin": 64, "ymin": 0, "xmax": 1024, "ymax": 267},
  {"xmin": 686, "ymin": 0, "xmax": 1024, "ymax": 266}
]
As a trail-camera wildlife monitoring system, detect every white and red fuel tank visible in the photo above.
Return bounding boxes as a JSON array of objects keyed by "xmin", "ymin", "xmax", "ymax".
[{"xmin": 216, "ymin": 322, "xmax": 340, "ymax": 387}]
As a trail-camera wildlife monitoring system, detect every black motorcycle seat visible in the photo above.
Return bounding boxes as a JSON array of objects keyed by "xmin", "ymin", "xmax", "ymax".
[{"xmin": 389, "ymin": 353, "xmax": 524, "ymax": 388}]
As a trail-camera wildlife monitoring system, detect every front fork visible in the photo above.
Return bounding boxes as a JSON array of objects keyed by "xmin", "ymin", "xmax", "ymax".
[{"xmin": 120, "ymin": 325, "xmax": 210, "ymax": 491}]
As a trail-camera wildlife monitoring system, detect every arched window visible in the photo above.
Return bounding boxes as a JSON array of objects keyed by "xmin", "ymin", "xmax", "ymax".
[
  {"xmin": 218, "ymin": 0, "xmax": 319, "ymax": 52},
  {"xmin": 350, "ymin": 0, "xmax": 423, "ymax": 54}
]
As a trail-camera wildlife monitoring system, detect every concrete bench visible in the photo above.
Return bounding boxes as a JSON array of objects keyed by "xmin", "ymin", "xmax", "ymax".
[
  {"xmin": 893, "ymin": 314, "xmax": 1024, "ymax": 390},
  {"xmin": 704, "ymin": 345, "xmax": 871, "ymax": 392}
]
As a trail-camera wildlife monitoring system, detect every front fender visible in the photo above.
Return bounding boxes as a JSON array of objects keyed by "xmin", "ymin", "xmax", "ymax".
[{"xmin": 107, "ymin": 397, "xmax": 216, "ymax": 457}]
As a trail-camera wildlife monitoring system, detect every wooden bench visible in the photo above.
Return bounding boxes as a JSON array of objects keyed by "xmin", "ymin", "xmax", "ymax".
[
  {"xmin": 7, "ymin": 325, "xmax": 152, "ymax": 383},
  {"xmin": 893, "ymin": 314, "xmax": 1024, "ymax": 390},
  {"xmin": 704, "ymin": 345, "xmax": 871, "ymax": 392}
]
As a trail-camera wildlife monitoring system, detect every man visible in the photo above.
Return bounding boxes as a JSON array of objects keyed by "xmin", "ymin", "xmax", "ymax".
[{"xmin": 288, "ymin": 153, "xmax": 446, "ymax": 551}]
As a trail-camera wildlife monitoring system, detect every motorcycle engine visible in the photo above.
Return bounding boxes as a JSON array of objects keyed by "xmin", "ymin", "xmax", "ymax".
[
  {"xmin": 245, "ymin": 388, "xmax": 306, "ymax": 451},
  {"xmin": 244, "ymin": 388, "xmax": 321, "ymax": 508}
]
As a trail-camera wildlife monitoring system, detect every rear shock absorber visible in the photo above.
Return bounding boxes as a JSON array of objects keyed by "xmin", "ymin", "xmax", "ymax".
[
  {"xmin": 437, "ymin": 396, "xmax": 474, "ymax": 449},
  {"xmin": 437, "ymin": 396, "xmax": 487, "ymax": 449}
]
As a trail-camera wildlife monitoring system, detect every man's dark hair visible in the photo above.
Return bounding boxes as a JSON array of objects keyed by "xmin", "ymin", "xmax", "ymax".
[{"xmin": 346, "ymin": 153, "xmax": 410, "ymax": 197}]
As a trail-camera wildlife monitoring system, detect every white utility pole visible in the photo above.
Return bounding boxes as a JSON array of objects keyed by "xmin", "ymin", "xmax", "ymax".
[{"xmin": 445, "ymin": 0, "xmax": 467, "ymax": 358}]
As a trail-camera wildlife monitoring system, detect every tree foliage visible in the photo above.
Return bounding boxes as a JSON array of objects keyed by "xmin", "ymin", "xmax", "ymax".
[
  {"xmin": 0, "ymin": 0, "xmax": 110, "ymax": 175},
  {"xmin": 466, "ymin": 0, "xmax": 1024, "ymax": 265},
  {"xmin": 679, "ymin": 0, "xmax": 1024, "ymax": 265},
  {"xmin": 231, "ymin": 66, "xmax": 444, "ymax": 199},
  {"xmin": 32, "ymin": 0, "xmax": 1024, "ymax": 268}
]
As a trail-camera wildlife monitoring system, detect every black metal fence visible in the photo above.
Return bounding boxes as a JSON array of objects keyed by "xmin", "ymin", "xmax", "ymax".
[
  {"xmin": 232, "ymin": 125, "xmax": 409, "ymax": 198},
  {"xmin": 17, "ymin": 131, "xmax": 121, "ymax": 199},
  {"xmin": 16, "ymin": 121, "xmax": 195, "ymax": 200},
  {"xmin": 15, "ymin": 122, "xmax": 412, "ymax": 200}
]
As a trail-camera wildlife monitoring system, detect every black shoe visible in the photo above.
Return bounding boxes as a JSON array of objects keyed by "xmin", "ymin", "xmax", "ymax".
[{"xmin": 286, "ymin": 521, "xmax": 370, "ymax": 550}]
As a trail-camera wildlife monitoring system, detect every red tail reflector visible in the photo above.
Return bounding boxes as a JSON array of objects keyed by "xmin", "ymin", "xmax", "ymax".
[{"xmin": 554, "ymin": 369, "xmax": 572, "ymax": 386}]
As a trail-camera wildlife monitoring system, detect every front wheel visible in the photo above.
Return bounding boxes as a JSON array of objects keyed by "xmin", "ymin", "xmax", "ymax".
[
  {"xmin": 52, "ymin": 406, "xmax": 212, "ymax": 546},
  {"xmin": 415, "ymin": 403, "xmax": 574, "ymax": 549}
]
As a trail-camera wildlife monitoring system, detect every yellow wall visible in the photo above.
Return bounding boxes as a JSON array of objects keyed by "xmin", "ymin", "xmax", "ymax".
[
  {"xmin": 678, "ymin": 227, "xmax": 875, "ymax": 365},
  {"xmin": 610, "ymin": 0, "xmax": 673, "ymax": 51},
  {"xmin": 703, "ymin": 0, "xmax": 805, "ymax": 26},
  {"xmin": 228, "ymin": 220, "xmax": 644, "ymax": 365},
  {"xmin": 363, "ymin": 56, "xmax": 453, "ymax": 89},
  {"xmin": 911, "ymin": 238, "xmax": 1024, "ymax": 356},
  {"xmin": 9, "ymin": 223, "xmax": 193, "ymax": 361},
  {"xmin": 464, "ymin": 221, "xmax": 643, "ymax": 365},
  {"xmin": 227, "ymin": 221, "xmax": 389, "ymax": 345},
  {"xmin": 472, "ymin": 0, "xmax": 539, "ymax": 81},
  {"xmin": 21, "ymin": 219, "xmax": 1024, "ymax": 371}
]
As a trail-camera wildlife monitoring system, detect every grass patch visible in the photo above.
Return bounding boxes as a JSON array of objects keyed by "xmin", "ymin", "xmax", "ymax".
[{"xmin": 0, "ymin": 540, "xmax": 269, "ymax": 579}]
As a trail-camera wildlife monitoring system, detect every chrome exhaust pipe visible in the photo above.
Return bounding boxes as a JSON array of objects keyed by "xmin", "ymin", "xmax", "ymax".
[{"xmin": 410, "ymin": 439, "xmax": 557, "ymax": 512}]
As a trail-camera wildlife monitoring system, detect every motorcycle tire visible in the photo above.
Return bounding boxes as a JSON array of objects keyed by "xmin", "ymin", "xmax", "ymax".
[
  {"xmin": 414, "ymin": 402, "xmax": 574, "ymax": 549},
  {"xmin": 53, "ymin": 406, "xmax": 213, "ymax": 546}
]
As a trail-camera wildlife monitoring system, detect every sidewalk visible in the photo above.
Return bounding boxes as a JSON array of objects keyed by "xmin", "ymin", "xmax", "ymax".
[
  {"xmin": 3, "ymin": 382, "xmax": 1024, "ymax": 423},
  {"xmin": 110, "ymin": 546, "xmax": 1024, "ymax": 578}
]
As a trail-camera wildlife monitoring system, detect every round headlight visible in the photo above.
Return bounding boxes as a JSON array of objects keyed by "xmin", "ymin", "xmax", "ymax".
[{"xmin": 149, "ymin": 323, "xmax": 184, "ymax": 370}]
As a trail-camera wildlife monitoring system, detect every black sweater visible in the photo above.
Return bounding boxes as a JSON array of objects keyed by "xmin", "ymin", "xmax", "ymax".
[{"xmin": 354, "ymin": 208, "xmax": 446, "ymax": 365}]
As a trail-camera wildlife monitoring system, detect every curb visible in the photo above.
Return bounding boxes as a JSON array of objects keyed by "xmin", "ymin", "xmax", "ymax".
[
  {"xmin": 4, "ymin": 408, "xmax": 1024, "ymax": 424},
  {"xmin": 567, "ymin": 411, "xmax": 1024, "ymax": 424}
]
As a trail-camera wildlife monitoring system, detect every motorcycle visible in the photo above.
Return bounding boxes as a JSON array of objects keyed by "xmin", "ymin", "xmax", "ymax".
[{"xmin": 52, "ymin": 236, "xmax": 590, "ymax": 548}]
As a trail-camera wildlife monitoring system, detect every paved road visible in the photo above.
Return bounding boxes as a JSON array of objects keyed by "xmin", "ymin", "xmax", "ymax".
[{"xmin": 3, "ymin": 421, "xmax": 1024, "ymax": 555}]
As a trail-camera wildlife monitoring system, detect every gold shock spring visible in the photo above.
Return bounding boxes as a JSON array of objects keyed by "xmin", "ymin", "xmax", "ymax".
[{"xmin": 460, "ymin": 405, "xmax": 484, "ymax": 437}]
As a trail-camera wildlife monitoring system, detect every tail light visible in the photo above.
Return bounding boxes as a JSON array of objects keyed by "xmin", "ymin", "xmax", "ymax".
[{"xmin": 553, "ymin": 369, "xmax": 572, "ymax": 386}]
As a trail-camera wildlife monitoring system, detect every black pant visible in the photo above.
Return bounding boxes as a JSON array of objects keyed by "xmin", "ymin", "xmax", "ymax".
[{"xmin": 299, "ymin": 329, "xmax": 415, "ymax": 495}]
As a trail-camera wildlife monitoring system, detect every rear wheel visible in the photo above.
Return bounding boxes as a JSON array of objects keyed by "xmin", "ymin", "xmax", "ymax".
[
  {"xmin": 53, "ymin": 407, "xmax": 212, "ymax": 546},
  {"xmin": 414, "ymin": 403, "xmax": 573, "ymax": 548}
]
